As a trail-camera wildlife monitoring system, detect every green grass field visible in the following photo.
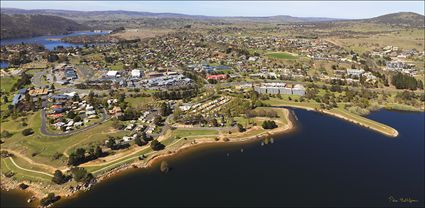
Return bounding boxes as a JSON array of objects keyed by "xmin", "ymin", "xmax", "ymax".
[
  {"xmin": 172, "ymin": 129, "xmax": 219, "ymax": 138},
  {"xmin": 125, "ymin": 96, "xmax": 155, "ymax": 108},
  {"xmin": 0, "ymin": 76, "xmax": 18, "ymax": 92},
  {"xmin": 265, "ymin": 52, "xmax": 298, "ymax": 60}
]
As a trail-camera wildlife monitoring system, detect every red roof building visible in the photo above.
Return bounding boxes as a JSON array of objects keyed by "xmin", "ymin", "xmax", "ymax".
[{"xmin": 207, "ymin": 74, "xmax": 227, "ymax": 80}]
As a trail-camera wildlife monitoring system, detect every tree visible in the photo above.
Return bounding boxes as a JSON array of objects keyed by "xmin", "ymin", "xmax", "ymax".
[
  {"xmin": 0, "ymin": 130, "xmax": 12, "ymax": 138},
  {"xmin": 52, "ymin": 170, "xmax": 67, "ymax": 184},
  {"xmin": 134, "ymin": 137, "xmax": 146, "ymax": 146},
  {"xmin": 40, "ymin": 193, "xmax": 60, "ymax": 206},
  {"xmin": 73, "ymin": 115, "xmax": 82, "ymax": 122},
  {"xmin": 106, "ymin": 138, "xmax": 116, "ymax": 149},
  {"xmin": 2, "ymin": 96, "xmax": 8, "ymax": 104},
  {"xmin": 21, "ymin": 128, "xmax": 34, "ymax": 136},
  {"xmin": 262, "ymin": 120, "xmax": 278, "ymax": 129},
  {"xmin": 70, "ymin": 167, "xmax": 93, "ymax": 183},
  {"xmin": 237, "ymin": 123, "xmax": 246, "ymax": 132},
  {"xmin": 67, "ymin": 148, "xmax": 86, "ymax": 166},
  {"xmin": 94, "ymin": 146, "xmax": 103, "ymax": 158},
  {"xmin": 67, "ymin": 111, "xmax": 77, "ymax": 119},
  {"xmin": 150, "ymin": 140, "xmax": 165, "ymax": 151}
]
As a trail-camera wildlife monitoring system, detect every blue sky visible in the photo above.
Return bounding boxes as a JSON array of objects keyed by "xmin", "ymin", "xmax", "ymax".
[{"xmin": 1, "ymin": 1, "xmax": 424, "ymax": 19}]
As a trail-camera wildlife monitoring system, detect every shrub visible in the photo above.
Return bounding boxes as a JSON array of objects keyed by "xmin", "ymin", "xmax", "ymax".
[
  {"xmin": 52, "ymin": 170, "xmax": 68, "ymax": 184},
  {"xmin": 0, "ymin": 130, "xmax": 12, "ymax": 138},
  {"xmin": 262, "ymin": 120, "xmax": 278, "ymax": 129},
  {"xmin": 21, "ymin": 128, "xmax": 34, "ymax": 136},
  {"xmin": 40, "ymin": 193, "xmax": 60, "ymax": 207}
]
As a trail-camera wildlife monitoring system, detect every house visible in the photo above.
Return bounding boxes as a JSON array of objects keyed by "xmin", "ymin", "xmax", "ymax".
[
  {"xmin": 29, "ymin": 88, "xmax": 49, "ymax": 97},
  {"xmin": 131, "ymin": 69, "xmax": 142, "ymax": 78},
  {"xmin": 65, "ymin": 68, "xmax": 77, "ymax": 79},
  {"xmin": 123, "ymin": 136, "xmax": 133, "ymax": 142},
  {"xmin": 109, "ymin": 106, "xmax": 123, "ymax": 117},
  {"xmin": 207, "ymin": 74, "xmax": 227, "ymax": 80},
  {"xmin": 346, "ymin": 69, "xmax": 365, "ymax": 77},
  {"xmin": 86, "ymin": 110, "xmax": 96, "ymax": 116},
  {"xmin": 18, "ymin": 88, "xmax": 28, "ymax": 95},
  {"xmin": 106, "ymin": 70, "xmax": 119, "ymax": 77},
  {"xmin": 125, "ymin": 123, "xmax": 135, "ymax": 131},
  {"xmin": 11, "ymin": 94, "xmax": 21, "ymax": 106}
]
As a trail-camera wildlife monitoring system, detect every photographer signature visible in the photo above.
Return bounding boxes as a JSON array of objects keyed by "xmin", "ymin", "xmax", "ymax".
[{"xmin": 388, "ymin": 196, "xmax": 419, "ymax": 203}]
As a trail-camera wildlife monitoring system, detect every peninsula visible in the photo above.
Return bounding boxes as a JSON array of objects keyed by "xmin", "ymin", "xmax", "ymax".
[{"xmin": 1, "ymin": 6, "xmax": 424, "ymax": 207}]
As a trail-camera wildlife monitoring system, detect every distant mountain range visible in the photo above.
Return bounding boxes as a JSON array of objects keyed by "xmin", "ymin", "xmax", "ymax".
[
  {"xmin": 0, "ymin": 8, "xmax": 341, "ymax": 22},
  {"xmin": 1, "ymin": 8, "xmax": 423, "ymax": 39},
  {"xmin": 365, "ymin": 12, "xmax": 424, "ymax": 27},
  {"xmin": 0, "ymin": 13, "xmax": 89, "ymax": 39}
]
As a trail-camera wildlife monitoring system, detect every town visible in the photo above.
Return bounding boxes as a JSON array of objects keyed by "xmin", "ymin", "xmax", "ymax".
[{"xmin": 0, "ymin": 7, "xmax": 424, "ymax": 207}]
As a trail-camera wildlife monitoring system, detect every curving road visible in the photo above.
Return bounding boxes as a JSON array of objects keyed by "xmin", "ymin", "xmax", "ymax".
[{"xmin": 40, "ymin": 108, "xmax": 110, "ymax": 137}]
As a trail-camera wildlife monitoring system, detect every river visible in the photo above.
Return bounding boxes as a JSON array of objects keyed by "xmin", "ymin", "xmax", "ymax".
[
  {"xmin": 0, "ymin": 31, "xmax": 109, "ymax": 51},
  {"xmin": 1, "ymin": 109, "xmax": 424, "ymax": 207}
]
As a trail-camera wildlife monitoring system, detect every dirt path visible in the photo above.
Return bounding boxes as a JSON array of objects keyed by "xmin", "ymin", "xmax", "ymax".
[
  {"xmin": 8, "ymin": 157, "xmax": 54, "ymax": 177},
  {"xmin": 3, "ymin": 149, "xmax": 57, "ymax": 173}
]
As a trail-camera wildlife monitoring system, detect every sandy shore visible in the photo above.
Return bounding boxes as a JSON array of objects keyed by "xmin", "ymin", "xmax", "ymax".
[{"xmin": 1, "ymin": 108, "xmax": 294, "ymax": 207}]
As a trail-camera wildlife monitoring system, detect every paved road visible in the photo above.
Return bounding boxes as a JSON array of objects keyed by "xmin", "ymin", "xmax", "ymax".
[
  {"xmin": 40, "ymin": 108, "xmax": 110, "ymax": 137},
  {"xmin": 31, "ymin": 69, "xmax": 47, "ymax": 88}
]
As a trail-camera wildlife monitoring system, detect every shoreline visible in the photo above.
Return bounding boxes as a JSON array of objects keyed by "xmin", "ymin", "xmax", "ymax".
[
  {"xmin": 1, "ymin": 108, "xmax": 295, "ymax": 207},
  {"xmin": 270, "ymin": 104, "xmax": 399, "ymax": 137}
]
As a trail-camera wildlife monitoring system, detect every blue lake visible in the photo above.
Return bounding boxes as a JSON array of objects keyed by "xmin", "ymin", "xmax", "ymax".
[
  {"xmin": 0, "ymin": 31, "xmax": 109, "ymax": 51},
  {"xmin": 1, "ymin": 109, "xmax": 424, "ymax": 207}
]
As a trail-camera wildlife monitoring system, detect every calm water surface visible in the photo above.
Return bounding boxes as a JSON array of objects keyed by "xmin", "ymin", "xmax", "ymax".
[
  {"xmin": 2, "ymin": 109, "xmax": 424, "ymax": 207},
  {"xmin": 0, "ymin": 61, "xmax": 9, "ymax": 69},
  {"xmin": 0, "ymin": 31, "xmax": 108, "ymax": 50}
]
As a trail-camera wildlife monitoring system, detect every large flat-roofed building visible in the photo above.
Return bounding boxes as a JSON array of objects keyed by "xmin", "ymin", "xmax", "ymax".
[{"xmin": 254, "ymin": 83, "xmax": 305, "ymax": 96}]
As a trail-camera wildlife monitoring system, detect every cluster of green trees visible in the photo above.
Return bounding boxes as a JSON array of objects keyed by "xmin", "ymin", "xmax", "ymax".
[
  {"xmin": 52, "ymin": 170, "xmax": 70, "ymax": 184},
  {"xmin": 134, "ymin": 132, "xmax": 153, "ymax": 146},
  {"xmin": 246, "ymin": 109, "xmax": 278, "ymax": 118},
  {"xmin": 150, "ymin": 140, "xmax": 165, "ymax": 151},
  {"xmin": 68, "ymin": 146, "xmax": 103, "ymax": 166},
  {"xmin": 11, "ymin": 72, "xmax": 32, "ymax": 91},
  {"xmin": 106, "ymin": 137, "xmax": 130, "ymax": 150},
  {"xmin": 160, "ymin": 102, "xmax": 172, "ymax": 116},
  {"xmin": 262, "ymin": 120, "xmax": 278, "ymax": 129},
  {"xmin": 391, "ymin": 73, "xmax": 423, "ymax": 90},
  {"xmin": 70, "ymin": 167, "xmax": 94, "ymax": 183},
  {"xmin": 118, "ymin": 107, "xmax": 141, "ymax": 121}
]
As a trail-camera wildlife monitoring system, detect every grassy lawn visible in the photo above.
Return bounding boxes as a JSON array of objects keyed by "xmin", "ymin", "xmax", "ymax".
[
  {"xmin": 1, "ymin": 111, "xmax": 125, "ymax": 167},
  {"xmin": 265, "ymin": 98, "xmax": 320, "ymax": 109},
  {"xmin": 265, "ymin": 52, "xmax": 298, "ymax": 60},
  {"xmin": 1, "ymin": 158, "xmax": 52, "ymax": 182},
  {"xmin": 125, "ymin": 96, "xmax": 155, "ymax": 108},
  {"xmin": 0, "ymin": 76, "xmax": 18, "ymax": 92},
  {"xmin": 172, "ymin": 129, "xmax": 219, "ymax": 138}
]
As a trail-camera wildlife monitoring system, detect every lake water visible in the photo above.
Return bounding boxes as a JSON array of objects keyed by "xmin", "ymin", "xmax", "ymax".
[
  {"xmin": 1, "ymin": 109, "xmax": 424, "ymax": 207},
  {"xmin": 0, "ymin": 31, "xmax": 109, "ymax": 51},
  {"xmin": 0, "ymin": 61, "xmax": 9, "ymax": 69}
]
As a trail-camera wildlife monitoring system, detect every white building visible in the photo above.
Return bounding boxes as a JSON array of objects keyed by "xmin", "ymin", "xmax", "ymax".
[
  {"xmin": 106, "ymin": 71, "xmax": 119, "ymax": 77},
  {"xmin": 131, "ymin": 69, "xmax": 142, "ymax": 78}
]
